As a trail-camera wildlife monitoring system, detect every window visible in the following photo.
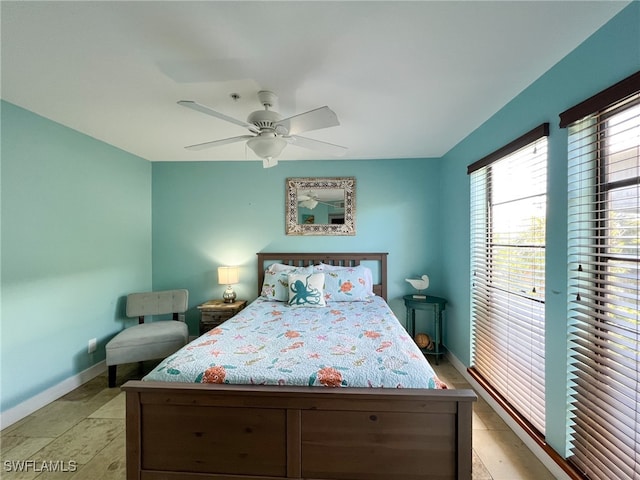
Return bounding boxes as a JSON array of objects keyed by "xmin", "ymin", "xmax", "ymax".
[
  {"xmin": 563, "ymin": 72, "xmax": 640, "ymax": 480},
  {"xmin": 468, "ymin": 124, "xmax": 549, "ymax": 435}
]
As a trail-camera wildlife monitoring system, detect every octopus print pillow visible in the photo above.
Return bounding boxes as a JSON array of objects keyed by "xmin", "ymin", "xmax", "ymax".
[
  {"xmin": 262, "ymin": 264, "xmax": 313, "ymax": 302},
  {"xmin": 287, "ymin": 272, "xmax": 326, "ymax": 307}
]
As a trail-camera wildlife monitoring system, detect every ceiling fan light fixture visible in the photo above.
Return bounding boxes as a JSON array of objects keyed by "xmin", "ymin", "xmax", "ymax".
[{"xmin": 247, "ymin": 133, "xmax": 287, "ymax": 161}]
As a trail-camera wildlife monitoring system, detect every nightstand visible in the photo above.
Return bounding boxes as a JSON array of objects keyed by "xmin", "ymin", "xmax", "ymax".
[
  {"xmin": 403, "ymin": 295, "xmax": 447, "ymax": 364},
  {"xmin": 197, "ymin": 299, "xmax": 247, "ymax": 335}
]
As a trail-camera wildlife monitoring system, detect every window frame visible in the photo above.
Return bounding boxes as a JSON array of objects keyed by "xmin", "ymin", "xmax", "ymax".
[
  {"xmin": 562, "ymin": 71, "xmax": 640, "ymax": 480},
  {"xmin": 468, "ymin": 123, "xmax": 549, "ymax": 437}
]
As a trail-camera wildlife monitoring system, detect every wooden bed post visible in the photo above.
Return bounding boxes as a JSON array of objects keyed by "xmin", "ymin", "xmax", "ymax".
[
  {"xmin": 457, "ymin": 400, "xmax": 474, "ymax": 480},
  {"xmin": 125, "ymin": 391, "xmax": 141, "ymax": 480}
]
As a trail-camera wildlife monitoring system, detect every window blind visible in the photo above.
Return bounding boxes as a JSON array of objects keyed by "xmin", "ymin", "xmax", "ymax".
[
  {"xmin": 469, "ymin": 125, "xmax": 548, "ymax": 435},
  {"xmin": 565, "ymin": 76, "xmax": 639, "ymax": 480}
]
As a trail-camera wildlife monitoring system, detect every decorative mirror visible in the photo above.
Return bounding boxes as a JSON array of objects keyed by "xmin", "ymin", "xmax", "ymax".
[{"xmin": 286, "ymin": 177, "xmax": 356, "ymax": 236}]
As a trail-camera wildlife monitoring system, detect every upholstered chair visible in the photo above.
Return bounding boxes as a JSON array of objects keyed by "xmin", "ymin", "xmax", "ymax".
[{"xmin": 105, "ymin": 289, "xmax": 189, "ymax": 387}]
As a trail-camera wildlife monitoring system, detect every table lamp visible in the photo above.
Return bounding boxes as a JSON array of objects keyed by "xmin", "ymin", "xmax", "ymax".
[{"xmin": 218, "ymin": 266, "xmax": 239, "ymax": 303}]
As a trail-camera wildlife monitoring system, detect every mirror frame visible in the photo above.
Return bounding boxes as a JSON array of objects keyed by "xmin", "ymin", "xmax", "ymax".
[{"xmin": 286, "ymin": 177, "xmax": 356, "ymax": 236}]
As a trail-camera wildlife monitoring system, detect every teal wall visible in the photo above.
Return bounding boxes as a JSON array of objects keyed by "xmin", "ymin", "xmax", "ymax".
[
  {"xmin": 0, "ymin": 102, "xmax": 152, "ymax": 412},
  {"xmin": 1, "ymin": 4, "xmax": 638, "ymax": 458},
  {"xmin": 151, "ymin": 158, "xmax": 443, "ymax": 334},
  {"xmin": 438, "ymin": 1, "xmax": 639, "ymax": 456}
]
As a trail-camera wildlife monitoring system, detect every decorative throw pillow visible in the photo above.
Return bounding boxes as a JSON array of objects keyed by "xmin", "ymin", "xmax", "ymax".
[
  {"xmin": 314, "ymin": 264, "xmax": 374, "ymax": 301},
  {"xmin": 287, "ymin": 272, "xmax": 326, "ymax": 307},
  {"xmin": 261, "ymin": 264, "xmax": 313, "ymax": 302},
  {"xmin": 322, "ymin": 269, "xmax": 372, "ymax": 301}
]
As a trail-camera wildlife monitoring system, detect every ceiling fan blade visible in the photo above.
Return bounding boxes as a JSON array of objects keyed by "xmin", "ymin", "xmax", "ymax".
[
  {"xmin": 276, "ymin": 106, "xmax": 339, "ymax": 135},
  {"xmin": 178, "ymin": 100, "xmax": 259, "ymax": 133},
  {"xmin": 287, "ymin": 135, "xmax": 348, "ymax": 156},
  {"xmin": 185, "ymin": 135, "xmax": 254, "ymax": 151}
]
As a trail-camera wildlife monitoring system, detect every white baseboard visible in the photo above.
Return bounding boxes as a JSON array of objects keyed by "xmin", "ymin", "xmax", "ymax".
[
  {"xmin": 445, "ymin": 352, "xmax": 570, "ymax": 480},
  {"xmin": 0, "ymin": 360, "xmax": 107, "ymax": 430}
]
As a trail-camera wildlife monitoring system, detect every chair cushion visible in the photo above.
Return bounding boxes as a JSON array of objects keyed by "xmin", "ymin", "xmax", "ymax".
[{"xmin": 106, "ymin": 321, "xmax": 188, "ymax": 366}]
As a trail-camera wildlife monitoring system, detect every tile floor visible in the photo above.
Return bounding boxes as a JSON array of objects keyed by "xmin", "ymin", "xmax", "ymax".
[
  {"xmin": 432, "ymin": 358, "xmax": 556, "ymax": 480},
  {"xmin": 0, "ymin": 358, "xmax": 556, "ymax": 479}
]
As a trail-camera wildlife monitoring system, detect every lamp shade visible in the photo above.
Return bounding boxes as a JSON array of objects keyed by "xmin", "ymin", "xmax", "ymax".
[
  {"xmin": 218, "ymin": 266, "xmax": 239, "ymax": 285},
  {"xmin": 247, "ymin": 133, "xmax": 287, "ymax": 160}
]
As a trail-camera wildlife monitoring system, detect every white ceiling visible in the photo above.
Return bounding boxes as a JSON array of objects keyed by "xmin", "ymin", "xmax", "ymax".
[{"xmin": 1, "ymin": 1, "xmax": 629, "ymax": 163}]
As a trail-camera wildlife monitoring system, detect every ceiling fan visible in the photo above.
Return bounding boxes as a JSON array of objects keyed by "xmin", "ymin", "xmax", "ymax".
[
  {"xmin": 178, "ymin": 90, "xmax": 347, "ymax": 168},
  {"xmin": 297, "ymin": 191, "xmax": 343, "ymax": 210}
]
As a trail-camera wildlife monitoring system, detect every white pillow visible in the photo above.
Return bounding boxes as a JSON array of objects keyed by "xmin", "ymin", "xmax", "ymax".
[
  {"xmin": 261, "ymin": 264, "xmax": 313, "ymax": 301},
  {"xmin": 288, "ymin": 272, "xmax": 326, "ymax": 307}
]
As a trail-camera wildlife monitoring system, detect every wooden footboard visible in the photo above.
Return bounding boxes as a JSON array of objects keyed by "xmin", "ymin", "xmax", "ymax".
[{"xmin": 123, "ymin": 381, "xmax": 476, "ymax": 480}]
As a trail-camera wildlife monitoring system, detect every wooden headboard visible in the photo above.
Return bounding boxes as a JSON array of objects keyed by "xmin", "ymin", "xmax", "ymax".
[{"xmin": 257, "ymin": 252, "xmax": 388, "ymax": 300}]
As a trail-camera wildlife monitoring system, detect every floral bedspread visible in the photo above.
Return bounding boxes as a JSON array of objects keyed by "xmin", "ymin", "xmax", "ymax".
[{"xmin": 143, "ymin": 296, "xmax": 446, "ymax": 389}]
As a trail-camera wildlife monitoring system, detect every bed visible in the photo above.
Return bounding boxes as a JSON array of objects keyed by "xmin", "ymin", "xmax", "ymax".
[{"xmin": 122, "ymin": 252, "xmax": 476, "ymax": 480}]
